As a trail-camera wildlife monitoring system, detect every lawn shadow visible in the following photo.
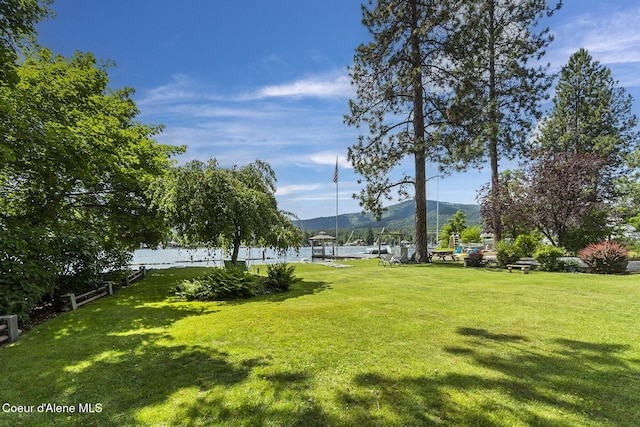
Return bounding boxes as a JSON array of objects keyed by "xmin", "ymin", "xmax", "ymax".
[
  {"xmin": 150, "ymin": 368, "xmax": 332, "ymax": 427},
  {"xmin": 225, "ymin": 279, "xmax": 331, "ymax": 305},
  {"xmin": 265, "ymin": 280, "xmax": 331, "ymax": 302},
  {"xmin": 456, "ymin": 327, "xmax": 528, "ymax": 342},
  {"xmin": 338, "ymin": 329, "xmax": 640, "ymax": 426}
]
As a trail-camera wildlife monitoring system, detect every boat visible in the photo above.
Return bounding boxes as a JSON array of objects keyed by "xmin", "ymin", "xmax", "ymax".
[{"xmin": 364, "ymin": 246, "xmax": 389, "ymax": 255}]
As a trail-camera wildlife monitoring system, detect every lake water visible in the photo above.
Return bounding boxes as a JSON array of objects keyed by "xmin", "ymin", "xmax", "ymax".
[{"xmin": 131, "ymin": 246, "xmax": 377, "ymax": 269}]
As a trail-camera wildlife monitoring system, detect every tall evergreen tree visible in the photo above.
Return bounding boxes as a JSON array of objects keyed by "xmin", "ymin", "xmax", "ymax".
[
  {"xmin": 451, "ymin": 0, "xmax": 561, "ymax": 242},
  {"xmin": 535, "ymin": 48, "xmax": 640, "ymax": 232},
  {"xmin": 535, "ymin": 48, "xmax": 639, "ymax": 167},
  {"xmin": 345, "ymin": 0, "xmax": 460, "ymax": 263}
]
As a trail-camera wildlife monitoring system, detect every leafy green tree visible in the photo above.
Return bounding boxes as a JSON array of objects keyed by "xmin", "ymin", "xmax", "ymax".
[
  {"xmin": 460, "ymin": 226, "xmax": 482, "ymax": 244},
  {"xmin": 153, "ymin": 159, "xmax": 303, "ymax": 264},
  {"xmin": 439, "ymin": 210, "xmax": 467, "ymax": 247},
  {"xmin": 450, "ymin": 0, "xmax": 561, "ymax": 242},
  {"xmin": 0, "ymin": 0, "xmax": 51, "ymax": 168},
  {"xmin": 365, "ymin": 227, "xmax": 375, "ymax": 246},
  {"xmin": 1, "ymin": 48, "xmax": 180, "ymax": 321},
  {"xmin": 0, "ymin": 0, "xmax": 51, "ymax": 85},
  {"xmin": 346, "ymin": 0, "xmax": 463, "ymax": 263}
]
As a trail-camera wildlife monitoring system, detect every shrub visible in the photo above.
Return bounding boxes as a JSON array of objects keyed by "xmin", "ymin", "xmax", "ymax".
[
  {"xmin": 578, "ymin": 241, "xmax": 629, "ymax": 274},
  {"xmin": 496, "ymin": 240, "xmax": 523, "ymax": 267},
  {"xmin": 263, "ymin": 263, "xmax": 299, "ymax": 293},
  {"xmin": 515, "ymin": 233, "xmax": 541, "ymax": 257},
  {"xmin": 175, "ymin": 267, "xmax": 258, "ymax": 301},
  {"xmin": 460, "ymin": 226, "xmax": 482, "ymax": 244},
  {"xmin": 464, "ymin": 251, "xmax": 484, "ymax": 267},
  {"xmin": 534, "ymin": 245, "xmax": 565, "ymax": 272}
]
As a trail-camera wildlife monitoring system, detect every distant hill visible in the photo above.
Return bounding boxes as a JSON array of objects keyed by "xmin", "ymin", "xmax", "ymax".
[{"xmin": 297, "ymin": 199, "xmax": 481, "ymax": 233}]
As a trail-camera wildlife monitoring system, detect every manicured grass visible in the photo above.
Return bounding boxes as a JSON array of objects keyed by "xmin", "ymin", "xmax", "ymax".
[{"xmin": 1, "ymin": 260, "xmax": 640, "ymax": 426}]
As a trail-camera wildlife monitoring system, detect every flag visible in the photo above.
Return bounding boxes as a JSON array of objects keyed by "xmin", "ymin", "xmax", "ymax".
[{"xmin": 333, "ymin": 157, "xmax": 338, "ymax": 183}]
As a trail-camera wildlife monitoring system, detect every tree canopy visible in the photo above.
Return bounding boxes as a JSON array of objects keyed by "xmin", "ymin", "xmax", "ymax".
[
  {"xmin": 535, "ymin": 48, "xmax": 638, "ymax": 163},
  {"xmin": 0, "ymin": 0, "xmax": 51, "ymax": 85},
  {"xmin": 1, "ymin": 48, "xmax": 182, "ymax": 321}
]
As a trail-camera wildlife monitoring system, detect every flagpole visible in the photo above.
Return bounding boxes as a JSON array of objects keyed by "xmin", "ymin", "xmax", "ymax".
[{"xmin": 334, "ymin": 156, "xmax": 339, "ymax": 258}]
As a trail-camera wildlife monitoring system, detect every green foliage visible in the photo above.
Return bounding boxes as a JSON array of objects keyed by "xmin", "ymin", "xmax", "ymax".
[
  {"xmin": 496, "ymin": 241, "xmax": 523, "ymax": 267},
  {"xmin": 562, "ymin": 207, "xmax": 611, "ymax": 254},
  {"xmin": 153, "ymin": 159, "xmax": 302, "ymax": 264},
  {"xmin": 439, "ymin": 210, "xmax": 468, "ymax": 246},
  {"xmin": 365, "ymin": 227, "xmax": 375, "ymax": 246},
  {"xmin": 0, "ymin": 226, "xmax": 58, "ymax": 323},
  {"xmin": 460, "ymin": 225, "xmax": 481, "ymax": 243},
  {"xmin": 536, "ymin": 48, "xmax": 638, "ymax": 165},
  {"xmin": 0, "ymin": 48, "xmax": 181, "ymax": 321},
  {"xmin": 263, "ymin": 263, "xmax": 300, "ymax": 293},
  {"xmin": 0, "ymin": 0, "xmax": 51, "ymax": 85},
  {"xmin": 451, "ymin": 1, "xmax": 560, "ymax": 241},
  {"xmin": 515, "ymin": 233, "xmax": 541, "ymax": 257},
  {"xmin": 345, "ymin": 0, "xmax": 465, "ymax": 263},
  {"xmin": 534, "ymin": 245, "xmax": 566, "ymax": 272},
  {"xmin": 175, "ymin": 268, "xmax": 259, "ymax": 301},
  {"xmin": 533, "ymin": 49, "xmax": 638, "ymax": 251},
  {"xmin": 578, "ymin": 241, "xmax": 629, "ymax": 274},
  {"xmin": 175, "ymin": 263, "xmax": 302, "ymax": 302}
]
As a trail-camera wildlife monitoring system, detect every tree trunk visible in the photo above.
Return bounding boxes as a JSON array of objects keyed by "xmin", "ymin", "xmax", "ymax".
[
  {"xmin": 231, "ymin": 231, "xmax": 241, "ymax": 265},
  {"xmin": 410, "ymin": 0, "xmax": 429, "ymax": 263},
  {"xmin": 487, "ymin": 0, "xmax": 502, "ymax": 242}
]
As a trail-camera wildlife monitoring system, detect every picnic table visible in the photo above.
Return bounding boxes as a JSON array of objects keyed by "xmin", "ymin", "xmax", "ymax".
[{"xmin": 431, "ymin": 250, "xmax": 456, "ymax": 261}]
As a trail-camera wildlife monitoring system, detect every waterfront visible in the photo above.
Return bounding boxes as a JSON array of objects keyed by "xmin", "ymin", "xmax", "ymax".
[{"xmin": 131, "ymin": 246, "xmax": 376, "ymax": 269}]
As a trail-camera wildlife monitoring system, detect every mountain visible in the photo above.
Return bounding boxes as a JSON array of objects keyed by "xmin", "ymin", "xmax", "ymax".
[{"xmin": 297, "ymin": 200, "xmax": 481, "ymax": 233}]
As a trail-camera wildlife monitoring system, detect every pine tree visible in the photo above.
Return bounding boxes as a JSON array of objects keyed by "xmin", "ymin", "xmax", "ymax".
[
  {"xmin": 450, "ymin": 0, "xmax": 561, "ymax": 242},
  {"xmin": 536, "ymin": 48, "xmax": 638, "ymax": 166},
  {"xmin": 345, "ymin": 0, "xmax": 461, "ymax": 263}
]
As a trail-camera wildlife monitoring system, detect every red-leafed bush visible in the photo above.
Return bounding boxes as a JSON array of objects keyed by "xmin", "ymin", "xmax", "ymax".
[{"xmin": 578, "ymin": 241, "xmax": 629, "ymax": 274}]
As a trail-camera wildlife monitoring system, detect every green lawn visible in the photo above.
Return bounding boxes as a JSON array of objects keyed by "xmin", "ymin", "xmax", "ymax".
[{"xmin": 2, "ymin": 260, "xmax": 640, "ymax": 426}]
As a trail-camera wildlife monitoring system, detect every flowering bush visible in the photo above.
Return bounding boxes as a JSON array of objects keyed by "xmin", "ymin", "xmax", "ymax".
[{"xmin": 578, "ymin": 241, "xmax": 629, "ymax": 274}]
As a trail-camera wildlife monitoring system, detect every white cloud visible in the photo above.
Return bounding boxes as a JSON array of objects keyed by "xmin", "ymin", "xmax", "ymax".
[
  {"xmin": 276, "ymin": 184, "xmax": 321, "ymax": 196},
  {"xmin": 242, "ymin": 73, "xmax": 353, "ymax": 100},
  {"xmin": 137, "ymin": 74, "xmax": 202, "ymax": 106},
  {"xmin": 552, "ymin": 5, "xmax": 640, "ymax": 67},
  {"xmin": 309, "ymin": 152, "xmax": 352, "ymax": 168}
]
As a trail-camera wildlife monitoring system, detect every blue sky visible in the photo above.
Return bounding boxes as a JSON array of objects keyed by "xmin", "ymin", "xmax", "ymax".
[{"xmin": 36, "ymin": 1, "xmax": 640, "ymax": 220}]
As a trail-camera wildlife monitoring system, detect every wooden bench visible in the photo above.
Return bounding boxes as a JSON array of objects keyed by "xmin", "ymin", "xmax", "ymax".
[{"xmin": 506, "ymin": 264, "xmax": 530, "ymax": 274}]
